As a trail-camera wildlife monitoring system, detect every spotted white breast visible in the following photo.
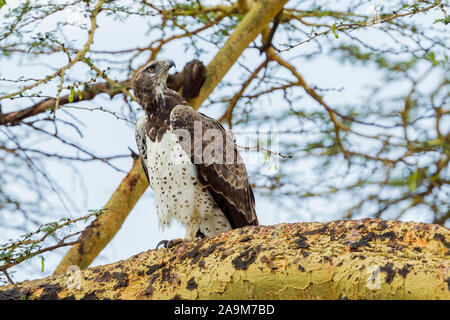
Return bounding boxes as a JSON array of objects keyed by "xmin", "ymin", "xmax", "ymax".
[{"xmin": 136, "ymin": 116, "xmax": 231, "ymax": 241}]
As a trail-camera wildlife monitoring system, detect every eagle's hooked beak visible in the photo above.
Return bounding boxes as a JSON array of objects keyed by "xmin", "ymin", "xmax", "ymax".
[{"xmin": 163, "ymin": 59, "xmax": 176, "ymax": 71}]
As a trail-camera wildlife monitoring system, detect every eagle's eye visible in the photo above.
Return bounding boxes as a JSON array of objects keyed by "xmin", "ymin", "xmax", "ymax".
[{"xmin": 146, "ymin": 64, "xmax": 157, "ymax": 73}]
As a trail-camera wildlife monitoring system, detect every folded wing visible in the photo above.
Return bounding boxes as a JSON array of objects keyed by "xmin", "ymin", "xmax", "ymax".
[{"xmin": 170, "ymin": 104, "xmax": 258, "ymax": 228}]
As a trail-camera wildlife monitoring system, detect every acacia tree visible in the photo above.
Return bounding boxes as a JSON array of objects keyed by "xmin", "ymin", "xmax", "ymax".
[{"xmin": 0, "ymin": 0, "xmax": 448, "ymax": 292}]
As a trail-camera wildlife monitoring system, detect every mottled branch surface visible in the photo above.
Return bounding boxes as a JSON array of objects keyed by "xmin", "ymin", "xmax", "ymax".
[{"xmin": 3, "ymin": 219, "xmax": 449, "ymax": 300}]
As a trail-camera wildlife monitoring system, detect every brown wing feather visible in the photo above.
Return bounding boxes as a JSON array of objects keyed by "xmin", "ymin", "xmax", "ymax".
[{"xmin": 170, "ymin": 104, "xmax": 258, "ymax": 228}]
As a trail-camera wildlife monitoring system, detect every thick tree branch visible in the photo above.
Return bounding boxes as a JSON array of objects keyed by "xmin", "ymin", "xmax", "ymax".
[
  {"xmin": 0, "ymin": 80, "xmax": 129, "ymax": 125},
  {"xmin": 2, "ymin": 220, "xmax": 449, "ymax": 300}
]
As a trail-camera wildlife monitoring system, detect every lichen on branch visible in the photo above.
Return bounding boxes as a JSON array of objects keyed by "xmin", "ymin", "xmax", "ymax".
[{"xmin": 2, "ymin": 219, "xmax": 449, "ymax": 300}]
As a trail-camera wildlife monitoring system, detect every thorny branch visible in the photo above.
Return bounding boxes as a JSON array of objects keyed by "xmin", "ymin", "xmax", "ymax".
[{"xmin": 0, "ymin": 209, "xmax": 104, "ymax": 284}]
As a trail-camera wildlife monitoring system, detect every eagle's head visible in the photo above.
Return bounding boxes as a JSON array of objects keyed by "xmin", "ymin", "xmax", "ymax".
[{"xmin": 131, "ymin": 59, "xmax": 176, "ymax": 106}]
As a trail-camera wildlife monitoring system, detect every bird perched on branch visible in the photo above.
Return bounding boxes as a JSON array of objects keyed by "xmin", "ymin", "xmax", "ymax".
[{"xmin": 131, "ymin": 59, "xmax": 258, "ymax": 246}]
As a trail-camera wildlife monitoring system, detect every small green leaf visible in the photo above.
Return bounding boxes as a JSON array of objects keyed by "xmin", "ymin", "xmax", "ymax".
[
  {"xmin": 84, "ymin": 57, "xmax": 93, "ymax": 66},
  {"xmin": 68, "ymin": 87, "xmax": 75, "ymax": 103},
  {"xmin": 430, "ymin": 172, "xmax": 440, "ymax": 182},
  {"xmin": 41, "ymin": 256, "xmax": 45, "ymax": 272},
  {"xmin": 408, "ymin": 170, "xmax": 419, "ymax": 192},
  {"xmin": 264, "ymin": 150, "xmax": 271, "ymax": 164},
  {"xmin": 427, "ymin": 52, "xmax": 439, "ymax": 66},
  {"xmin": 433, "ymin": 16, "xmax": 450, "ymax": 25},
  {"xmin": 0, "ymin": 0, "xmax": 6, "ymax": 9},
  {"xmin": 332, "ymin": 23, "xmax": 339, "ymax": 39}
]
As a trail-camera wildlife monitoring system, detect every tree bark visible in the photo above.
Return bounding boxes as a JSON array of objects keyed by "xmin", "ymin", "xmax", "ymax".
[
  {"xmin": 54, "ymin": 0, "xmax": 289, "ymax": 274},
  {"xmin": 4, "ymin": 219, "xmax": 449, "ymax": 300}
]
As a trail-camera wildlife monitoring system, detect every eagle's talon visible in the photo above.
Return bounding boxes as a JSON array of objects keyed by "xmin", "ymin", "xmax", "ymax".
[
  {"xmin": 156, "ymin": 238, "xmax": 184, "ymax": 249},
  {"xmin": 156, "ymin": 240, "xmax": 169, "ymax": 249}
]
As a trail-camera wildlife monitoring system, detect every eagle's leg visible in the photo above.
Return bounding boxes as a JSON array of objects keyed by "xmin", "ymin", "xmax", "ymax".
[{"xmin": 184, "ymin": 219, "xmax": 201, "ymax": 242}]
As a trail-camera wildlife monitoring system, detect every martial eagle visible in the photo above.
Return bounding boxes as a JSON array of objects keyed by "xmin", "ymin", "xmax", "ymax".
[{"xmin": 131, "ymin": 59, "xmax": 258, "ymax": 244}]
